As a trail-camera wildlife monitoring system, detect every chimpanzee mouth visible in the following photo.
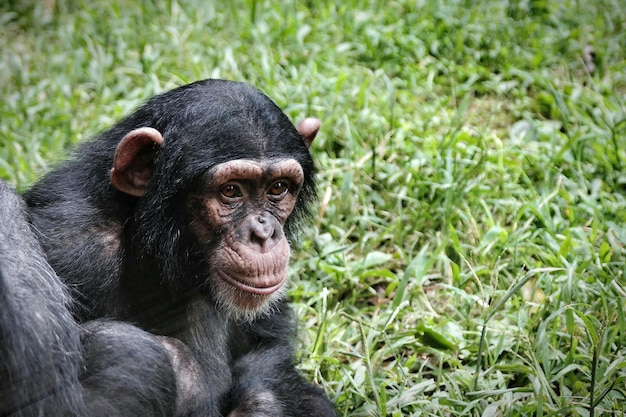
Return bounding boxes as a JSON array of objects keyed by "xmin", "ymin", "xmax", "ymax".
[{"xmin": 218, "ymin": 271, "xmax": 286, "ymax": 296}]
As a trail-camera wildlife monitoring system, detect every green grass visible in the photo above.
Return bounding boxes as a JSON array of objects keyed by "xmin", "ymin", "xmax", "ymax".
[{"xmin": 1, "ymin": 0, "xmax": 625, "ymax": 415}]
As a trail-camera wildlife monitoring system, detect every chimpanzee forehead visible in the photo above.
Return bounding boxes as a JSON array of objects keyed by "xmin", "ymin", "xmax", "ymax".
[{"xmin": 206, "ymin": 159, "xmax": 304, "ymax": 186}]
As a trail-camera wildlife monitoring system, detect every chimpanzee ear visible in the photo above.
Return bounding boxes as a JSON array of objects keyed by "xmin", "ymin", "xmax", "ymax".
[
  {"xmin": 296, "ymin": 118, "xmax": 321, "ymax": 148},
  {"xmin": 110, "ymin": 127, "xmax": 164, "ymax": 197}
]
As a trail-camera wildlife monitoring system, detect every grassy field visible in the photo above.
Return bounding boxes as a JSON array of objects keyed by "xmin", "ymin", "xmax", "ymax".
[{"xmin": 1, "ymin": 0, "xmax": 625, "ymax": 415}]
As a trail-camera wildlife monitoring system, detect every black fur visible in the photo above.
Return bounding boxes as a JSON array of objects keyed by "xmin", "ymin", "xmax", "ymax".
[
  {"xmin": 1, "ymin": 80, "xmax": 334, "ymax": 416},
  {"xmin": 0, "ymin": 182, "xmax": 178, "ymax": 417},
  {"xmin": 0, "ymin": 180, "xmax": 84, "ymax": 416}
]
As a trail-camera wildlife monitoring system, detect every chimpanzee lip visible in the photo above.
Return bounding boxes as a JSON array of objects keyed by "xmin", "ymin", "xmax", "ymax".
[{"xmin": 218, "ymin": 271, "xmax": 286, "ymax": 296}]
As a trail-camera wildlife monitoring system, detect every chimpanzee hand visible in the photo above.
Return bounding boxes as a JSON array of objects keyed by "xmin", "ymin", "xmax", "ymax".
[{"xmin": 225, "ymin": 346, "xmax": 336, "ymax": 417}]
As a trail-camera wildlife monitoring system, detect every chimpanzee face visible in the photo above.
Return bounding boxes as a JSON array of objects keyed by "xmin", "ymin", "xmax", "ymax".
[{"xmin": 187, "ymin": 158, "xmax": 305, "ymax": 317}]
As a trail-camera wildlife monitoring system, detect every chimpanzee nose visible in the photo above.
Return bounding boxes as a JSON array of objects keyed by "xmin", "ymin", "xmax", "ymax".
[{"xmin": 248, "ymin": 214, "xmax": 283, "ymax": 252}]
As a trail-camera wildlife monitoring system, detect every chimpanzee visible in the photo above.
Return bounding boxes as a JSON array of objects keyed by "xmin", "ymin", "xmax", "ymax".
[{"xmin": 0, "ymin": 79, "xmax": 335, "ymax": 416}]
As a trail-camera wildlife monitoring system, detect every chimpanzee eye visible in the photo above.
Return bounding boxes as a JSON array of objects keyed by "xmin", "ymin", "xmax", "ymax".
[
  {"xmin": 221, "ymin": 184, "xmax": 243, "ymax": 199},
  {"xmin": 268, "ymin": 181, "xmax": 288, "ymax": 196}
]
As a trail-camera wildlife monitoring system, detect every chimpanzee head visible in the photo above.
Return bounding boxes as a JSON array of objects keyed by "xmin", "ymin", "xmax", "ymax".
[{"xmin": 108, "ymin": 80, "xmax": 320, "ymax": 320}]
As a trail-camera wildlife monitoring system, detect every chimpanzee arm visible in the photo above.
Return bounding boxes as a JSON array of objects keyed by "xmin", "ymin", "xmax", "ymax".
[{"xmin": 156, "ymin": 335, "xmax": 212, "ymax": 416}]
